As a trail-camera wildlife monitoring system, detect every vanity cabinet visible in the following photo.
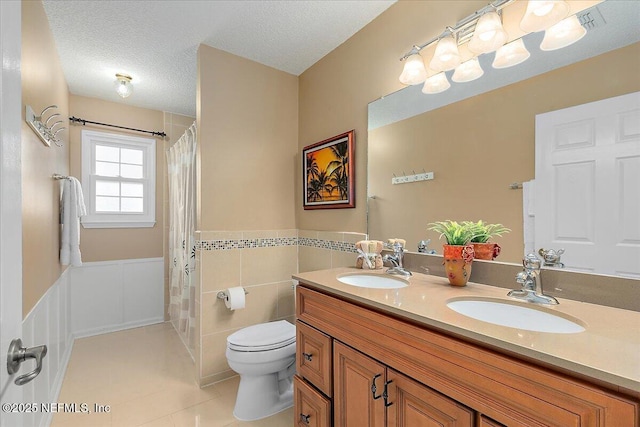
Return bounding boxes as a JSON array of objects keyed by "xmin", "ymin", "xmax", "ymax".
[
  {"xmin": 295, "ymin": 284, "xmax": 639, "ymax": 427},
  {"xmin": 334, "ymin": 340, "xmax": 474, "ymax": 427}
]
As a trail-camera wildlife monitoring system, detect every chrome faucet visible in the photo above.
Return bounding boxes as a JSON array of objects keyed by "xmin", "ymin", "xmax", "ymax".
[
  {"xmin": 383, "ymin": 242, "xmax": 412, "ymax": 276},
  {"xmin": 538, "ymin": 248, "xmax": 565, "ymax": 268},
  {"xmin": 507, "ymin": 253, "xmax": 558, "ymax": 305},
  {"xmin": 417, "ymin": 239, "xmax": 436, "ymax": 254}
]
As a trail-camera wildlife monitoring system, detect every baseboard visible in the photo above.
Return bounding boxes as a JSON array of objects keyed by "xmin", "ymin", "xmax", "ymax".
[{"xmin": 72, "ymin": 317, "xmax": 165, "ymax": 339}]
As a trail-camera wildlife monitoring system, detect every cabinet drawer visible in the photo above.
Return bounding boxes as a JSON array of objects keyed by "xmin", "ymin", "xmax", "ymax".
[
  {"xmin": 297, "ymin": 320, "xmax": 332, "ymax": 397},
  {"xmin": 294, "ymin": 375, "xmax": 331, "ymax": 427}
]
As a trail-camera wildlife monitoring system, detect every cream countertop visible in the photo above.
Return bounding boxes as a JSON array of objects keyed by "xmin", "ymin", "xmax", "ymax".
[{"xmin": 293, "ymin": 267, "xmax": 640, "ymax": 393}]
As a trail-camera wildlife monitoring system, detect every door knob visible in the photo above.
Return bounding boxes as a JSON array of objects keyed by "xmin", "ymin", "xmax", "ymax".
[{"xmin": 6, "ymin": 338, "xmax": 47, "ymax": 386}]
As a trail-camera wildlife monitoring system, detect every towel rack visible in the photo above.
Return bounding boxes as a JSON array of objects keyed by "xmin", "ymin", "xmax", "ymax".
[
  {"xmin": 52, "ymin": 174, "xmax": 70, "ymax": 180},
  {"xmin": 26, "ymin": 105, "xmax": 66, "ymax": 148},
  {"xmin": 509, "ymin": 182, "xmax": 523, "ymax": 190}
]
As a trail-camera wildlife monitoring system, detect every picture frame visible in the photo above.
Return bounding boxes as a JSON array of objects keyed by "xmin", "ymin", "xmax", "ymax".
[{"xmin": 303, "ymin": 130, "xmax": 355, "ymax": 210}]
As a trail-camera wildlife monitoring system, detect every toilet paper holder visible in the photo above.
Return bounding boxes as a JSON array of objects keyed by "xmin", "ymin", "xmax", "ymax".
[{"xmin": 217, "ymin": 288, "xmax": 249, "ymax": 301}]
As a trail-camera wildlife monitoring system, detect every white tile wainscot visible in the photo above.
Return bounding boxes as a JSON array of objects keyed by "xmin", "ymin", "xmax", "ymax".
[{"xmin": 68, "ymin": 257, "xmax": 165, "ymax": 338}]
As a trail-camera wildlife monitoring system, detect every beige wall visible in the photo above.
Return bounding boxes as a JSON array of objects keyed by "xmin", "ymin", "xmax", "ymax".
[
  {"xmin": 297, "ymin": 1, "xmax": 490, "ymax": 234},
  {"xmin": 194, "ymin": 229, "xmax": 364, "ymax": 387},
  {"xmin": 21, "ymin": 0, "xmax": 70, "ymax": 317},
  {"xmin": 68, "ymin": 95, "xmax": 165, "ymax": 262},
  {"xmin": 195, "ymin": 230, "xmax": 298, "ymax": 386},
  {"xmin": 197, "ymin": 45, "xmax": 298, "ymax": 231},
  {"xmin": 368, "ymin": 44, "xmax": 640, "ymax": 263}
]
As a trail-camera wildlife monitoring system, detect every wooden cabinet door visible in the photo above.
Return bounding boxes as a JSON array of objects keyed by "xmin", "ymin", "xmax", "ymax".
[
  {"xmin": 478, "ymin": 415, "xmax": 506, "ymax": 427},
  {"xmin": 294, "ymin": 375, "xmax": 331, "ymax": 427},
  {"xmin": 334, "ymin": 341, "xmax": 386, "ymax": 427},
  {"xmin": 386, "ymin": 368, "xmax": 474, "ymax": 427},
  {"xmin": 297, "ymin": 320, "xmax": 333, "ymax": 396}
]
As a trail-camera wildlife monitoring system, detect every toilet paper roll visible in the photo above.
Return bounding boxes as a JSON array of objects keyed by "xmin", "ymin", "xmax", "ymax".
[{"xmin": 225, "ymin": 287, "xmax": 246, "ymax": 310}]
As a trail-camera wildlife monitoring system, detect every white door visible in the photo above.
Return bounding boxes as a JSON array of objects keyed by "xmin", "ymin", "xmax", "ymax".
[
  {"xmin": 0, "ymin": 1, "xmax": 24, "ymax": 426},
  {"xmin": 535, "ymin": 91, "xmax": 640, "ymax": 277}
]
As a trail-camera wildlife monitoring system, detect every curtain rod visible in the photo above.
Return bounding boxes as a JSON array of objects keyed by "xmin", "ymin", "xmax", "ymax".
[{"xmin": 69, "ymin": 116, "xmax": 167, "ymax": 138}]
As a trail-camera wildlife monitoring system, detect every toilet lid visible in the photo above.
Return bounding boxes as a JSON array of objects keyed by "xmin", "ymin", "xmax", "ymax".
[{"xmin": 227, "ymin": 320, "xmax": 296, "ymax": 352}]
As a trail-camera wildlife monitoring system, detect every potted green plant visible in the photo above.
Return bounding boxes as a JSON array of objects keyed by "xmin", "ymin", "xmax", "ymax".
[
  {"xmin": 463, "ymin": 221, "xmax": 511, "ymax": 261},
  {"xmin": 427, "ymin": 221, "xmax": 475, "ymax": 287}
]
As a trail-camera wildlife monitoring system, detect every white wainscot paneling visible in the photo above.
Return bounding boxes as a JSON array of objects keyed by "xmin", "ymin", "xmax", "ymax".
[
  {"xmin": 69, "ymin": 258, "xmax": 164, "ymax": 338},
  {"xmin": 22, "ymin": 269, "xmax": 73, "ymax": 427},
  {"xmin": 19, "ymin": 258, "xmax": 162, "ymax": 426}
]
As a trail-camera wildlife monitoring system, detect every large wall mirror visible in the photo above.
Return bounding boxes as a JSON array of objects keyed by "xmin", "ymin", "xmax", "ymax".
[{"xmin": 367, "ymin": 1, "xmax": 640, "ymax": 278}]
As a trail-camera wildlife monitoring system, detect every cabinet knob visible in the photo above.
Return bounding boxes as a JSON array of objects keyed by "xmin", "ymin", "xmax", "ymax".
[
  {"xmin": 299, "ymin": 413, "xmax": 311, "ymax": 424},
  {"xmin": 302, "ymin": 352, "xmax": 313, "ymax": 361}
]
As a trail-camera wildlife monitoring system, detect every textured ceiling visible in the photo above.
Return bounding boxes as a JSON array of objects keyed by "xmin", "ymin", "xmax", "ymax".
[{"xmin": 42, "ymin": 0, "xmax": 396, "ymax": 117}]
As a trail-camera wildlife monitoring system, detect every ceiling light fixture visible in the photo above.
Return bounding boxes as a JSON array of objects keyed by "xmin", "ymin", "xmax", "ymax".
[
  {"xmin": 398, "ymin": 0, "xmax": 591, "ymax": 96},
  {"xmin": 115, "ymin": 73, "xmax": 133, "ymax": 98}
]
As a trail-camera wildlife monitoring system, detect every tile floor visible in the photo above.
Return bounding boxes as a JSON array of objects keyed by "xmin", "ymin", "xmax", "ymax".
[{"xmin": 51, "ymin": 323, "xmax": 293, "ymax": 427}]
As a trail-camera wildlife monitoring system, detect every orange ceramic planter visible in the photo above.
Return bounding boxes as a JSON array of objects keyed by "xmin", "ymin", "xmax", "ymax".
[
  {"xmin": 472, "ymin": 242, "xmax": 501, "ymax": 260},
  {"xmin": 442, "ymin": 244, "xmax": 475, "ymax": 287}
]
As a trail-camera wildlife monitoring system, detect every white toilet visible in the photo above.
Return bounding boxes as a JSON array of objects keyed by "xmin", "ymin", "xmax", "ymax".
[{"xmin": 225, "ymin": 320, "xmax": 296, "ymax": 421}]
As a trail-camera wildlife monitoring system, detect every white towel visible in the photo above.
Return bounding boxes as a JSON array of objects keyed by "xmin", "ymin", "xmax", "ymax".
[
  {"xmin": 522, "ymin": 179, "xmax": 535, "ymax": 256},
  {"xmin": 60, "ymin": 177, "xmax": 86, "ymax": 266}
]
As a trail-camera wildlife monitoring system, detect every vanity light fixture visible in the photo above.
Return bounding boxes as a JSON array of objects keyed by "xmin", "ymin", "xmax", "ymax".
[
  {"xmin": 399, "ymin": 52, "xmax": 428, "ymax": 85},
  {"xmin": 115, "ymin": 73, "xmax": 133, "ymax": 98},
  {"xmin": 492, "ymin": 38, "xmax": 531, "ymax": 68},
  {"xmin": 520, "ymin": 0, "xmax": 570, "ymax": 33},
  {"xmin": 421, "ymin": 72, "xmax": 450, "ymax": 94},
  {"xmin": 540, "ymin": 15, "xmax": 587, "ymax": 51},
  {"xmin": 398, "ymin": 0, "xmax": 591, "ymax": 96},
  {"xmin": 468, "ymin": 10, "xmax": 508, "ymax": 54},
  {"xmin": 429, "ymin": 33, "xmax": 461, "ymax": 72},
  {"xmin": 452, "ymin": 58, "xmax": 484, "ymax": 83}
]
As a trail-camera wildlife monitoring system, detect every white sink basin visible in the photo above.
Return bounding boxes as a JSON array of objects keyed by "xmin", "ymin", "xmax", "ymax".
[
  {"xmin": 337, "ymin": 273, "xmax": 408, "ymax": 289},
  {"xmin": 446, "ymin": 298, "xmax": 585, "ymax": 334}
]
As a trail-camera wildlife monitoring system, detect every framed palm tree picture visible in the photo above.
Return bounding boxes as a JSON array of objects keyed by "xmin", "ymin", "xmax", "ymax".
[{"xmin": 303, "ymin": 130, "xmax": 355, "ymax": 210}]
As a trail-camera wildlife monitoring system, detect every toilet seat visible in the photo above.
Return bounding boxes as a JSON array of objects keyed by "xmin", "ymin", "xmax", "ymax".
[{"xmin": 227, "ymin": 320, "xmax": 295, "ymax": 352}]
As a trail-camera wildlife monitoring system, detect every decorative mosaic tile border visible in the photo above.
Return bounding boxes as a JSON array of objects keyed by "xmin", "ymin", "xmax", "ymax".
[
  {"xmin": 197, "ymin": 237, "xmax": 297, "ymax": 251},
  {"xmin": 196, "ymin": 237, "xmax": 357, "ymax": 253},
  {"xmin": 298, "ymin": 237, "xmax": 358, "ymax": 253}
]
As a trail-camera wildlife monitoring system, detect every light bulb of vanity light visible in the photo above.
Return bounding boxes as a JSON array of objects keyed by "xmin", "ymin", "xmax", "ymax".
[
  {"xmin": 492, "ymin": 38, "xmax": 531, "ymax": 69},
  {"xmin": 399, "ymin": 53, "xmax": 428, "ymax": 85},
  {"xmin": 520, "ymin": 0, "xmax": 570, "ymax": 33},
  {"xmin": 452, "ymin": 58, "xmax": 484, "ymax": 83},
  {"xmin": 468, "ymin": 11, "xmax": 508, "ymax": 54},
  {"xmin": 421, "ymin": 72, "xmax": 451, "ymax": 94},
  {"xmin": 429, "ymin": 35, "xmax": 461, "ymax": 72},
  {"xmin": 540, "ymin": 15, "xmax": 587, "ymax": 51},
  {"xmin": 115, "ymin": 73, "xmax": 133, "ymax": 98}
]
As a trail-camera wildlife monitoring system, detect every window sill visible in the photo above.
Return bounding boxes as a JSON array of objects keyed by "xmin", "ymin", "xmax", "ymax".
[{"xmin": 81, "ymin": 221, "xmax": 156, "ymax": 229}]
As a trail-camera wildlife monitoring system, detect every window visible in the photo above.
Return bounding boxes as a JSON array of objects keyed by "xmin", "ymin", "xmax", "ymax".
[{"xmin": 81, "ymin": 130, "xmax": 156, "ymax": 228}]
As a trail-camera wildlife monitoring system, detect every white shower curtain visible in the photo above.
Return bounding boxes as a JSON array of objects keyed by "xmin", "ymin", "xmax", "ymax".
[{"xmin": 167, "ymin": 123, "xmax": 197, "ymax": 350}]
